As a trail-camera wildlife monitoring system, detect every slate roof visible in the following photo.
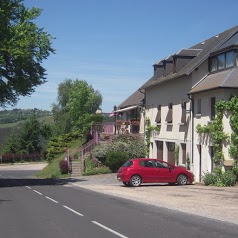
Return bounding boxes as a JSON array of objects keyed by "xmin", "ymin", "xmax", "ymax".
[
  {"xmin": 189, "ymin": 68, "xmax": 238, "ymax": 94},
  {"xmin": 117, "ymin": 89, "xmax": 144, "ymax": 109},
  {"xmin": 140, "ymin": 25, "xmax": 238, "ymax": 90}
]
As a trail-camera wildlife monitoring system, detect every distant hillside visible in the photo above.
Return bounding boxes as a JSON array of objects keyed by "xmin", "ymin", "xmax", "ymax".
[
  {"xmin": 0, "ymin": 109, "xmax": 54, "ymax": 153},
  {"xmin": 0, "ymin": 108, "xmax": 52, "ymax": 125}
]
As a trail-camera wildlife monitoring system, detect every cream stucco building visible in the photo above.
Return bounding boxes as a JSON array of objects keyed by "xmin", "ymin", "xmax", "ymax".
[{"xmin": 117, "ymin": 25, "xmax": 238, "ymax": 182}]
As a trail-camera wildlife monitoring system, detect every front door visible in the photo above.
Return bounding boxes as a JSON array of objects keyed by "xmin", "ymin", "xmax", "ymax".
[{"xmin": 167, "ymin": 142, "xmax": 175, "ymax": 165}]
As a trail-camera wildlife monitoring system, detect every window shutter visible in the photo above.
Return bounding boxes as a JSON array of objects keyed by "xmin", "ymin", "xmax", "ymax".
[
  {"xmin": 155, "ymin": 105, "xmax": 161, "ymax": 123},
  {"xmin": 166, "ymin": 103, "xmax": 173, "ymax": 123}
]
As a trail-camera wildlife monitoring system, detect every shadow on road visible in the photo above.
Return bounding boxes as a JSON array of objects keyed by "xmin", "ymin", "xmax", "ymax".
[{"xmin": 0, "ymin": 177, "xmax": 87, "ymax": 188}]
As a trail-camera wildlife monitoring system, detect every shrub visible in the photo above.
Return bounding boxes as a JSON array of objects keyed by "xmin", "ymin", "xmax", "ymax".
[
  {"xmin": 203, "ymin": 170, "xmax": 237, "ymax": 187},
  {"xmin": 232, "ymin": 166, "xmax": 238, "ymax": 181},
  {"xmin": 105, "ymin": 151, "xmax": 129, "ymax": 172},
  {"xmin": 219, "ymin": 171, "xmax": 236, "ymax": 187},
  {"xmin": 83, "ymin": 156, "xmax": 111, "ymax": 175},
  {"xmin": 93, "ymin": 134, "xmax": 146, "ymax": 164},
  {"xmin": 59, "ymin": 160, "xmax": 69, "ymax": 174},
  {"xmin": 203, "ymin": 172, "xmax": 217, "ymax": 186}
]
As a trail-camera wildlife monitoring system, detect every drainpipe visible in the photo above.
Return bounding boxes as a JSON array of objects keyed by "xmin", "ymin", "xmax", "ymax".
[
  {"xmin": 188, "ymin": 94, "xmax": 194, "ymax": 168},
  {"xmin": 139, "ymin": 89, "xmax": 146, "ymax": 135}
]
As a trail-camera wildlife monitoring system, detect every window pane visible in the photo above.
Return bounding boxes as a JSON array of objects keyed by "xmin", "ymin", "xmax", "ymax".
[
  {"xmin": 210, "ymin": 57, "xmax": 217, "ymax": 72},
  {"xmin": 211, "ymin": 97, "xmax": 216, "ymax": 120},
  {"xmin": 226, "ymin": 51, "xmax": 234, "ymax": 68},
  {"xmin": 218, "ymin": 54, "xmax": 225, "ymax": 70}
]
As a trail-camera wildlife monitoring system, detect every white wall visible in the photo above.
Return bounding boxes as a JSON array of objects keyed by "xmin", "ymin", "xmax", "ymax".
[{"xmin": 192, "ymin": 88, "xmax": 238, "ymax": 181}]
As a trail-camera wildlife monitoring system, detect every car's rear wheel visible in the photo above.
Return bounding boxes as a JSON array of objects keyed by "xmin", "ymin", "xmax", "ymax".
[
  {"xmin": 177, "ymin": 174, "xmax": 188, "ymax": 185},
  {"xmin": 130, "ymin": 175, "xmax": 142, "ymax": 187},
  {"xmin": 123, "ymin": 182, "xmax": 130, "ymax": 187}
]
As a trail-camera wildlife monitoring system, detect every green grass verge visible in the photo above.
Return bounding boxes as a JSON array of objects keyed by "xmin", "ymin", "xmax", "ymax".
[
  {"xmin": 82, "ymin": 157, "xmax": 111, "ymax": 176},
  {"xmin": 35, "ymin": 156, "xmax": 69, "ymax": 179}
]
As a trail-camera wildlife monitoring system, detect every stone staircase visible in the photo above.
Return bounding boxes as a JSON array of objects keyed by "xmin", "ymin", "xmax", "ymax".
[{"xmin": 71, "ymin": 160, "xmax": 82, "ymax": 177}]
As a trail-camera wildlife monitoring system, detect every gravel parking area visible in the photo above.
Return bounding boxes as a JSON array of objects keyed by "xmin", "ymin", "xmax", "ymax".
[{"xmin": 69, "ymin": 173, "xmax": 238, "ymax": 225}]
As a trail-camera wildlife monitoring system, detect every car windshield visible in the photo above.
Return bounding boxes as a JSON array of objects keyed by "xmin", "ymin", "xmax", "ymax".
[{"xmin": 122, "ymin": 160, "xmax": 133, "ymax": 167}]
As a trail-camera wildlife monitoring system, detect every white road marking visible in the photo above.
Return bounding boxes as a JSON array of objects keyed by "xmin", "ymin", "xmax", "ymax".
[
  {"xmin": 26, "ymin": 186, "xmax": 31, "ymax": 189},
  {"xmin": 92, "ymin": 221, "xmax": 128, "ymax": 238},
  {"xmin": 33, "ymin": 190, "xmax": 42, "ymax": 195},
  {"xmin": 63, "ymin": 205, "xmax": 84, "ymax": 216},
  {"xmin": 45, "ymin": 196, "xmax": 59, "ymax": 203}
]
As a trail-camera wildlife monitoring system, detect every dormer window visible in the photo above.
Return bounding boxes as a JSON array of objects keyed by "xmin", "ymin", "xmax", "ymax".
[
  {"xmin": 210, "ymin": 51, "xmax": 235, "ymax": 72},
  {"xmin": 226, "ymin": 51, "xmax": 233, "ymax": 68},
  {"xmin": 217, "ymin": 54, "xmax": 225, "ymax": 70}
]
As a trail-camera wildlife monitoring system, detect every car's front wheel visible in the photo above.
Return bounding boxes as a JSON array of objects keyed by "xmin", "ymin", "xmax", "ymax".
[
  {"xmin": 130, "ymin": 175, "xmax": 142, "ymax": 187},
  {"xmin": 177, "ymin": 174, "xmax": 188, "ymax": 185}
]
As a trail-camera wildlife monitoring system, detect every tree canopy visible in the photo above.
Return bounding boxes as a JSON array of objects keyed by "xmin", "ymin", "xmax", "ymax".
[
  {"xmin": 0, "ymin": 0, "xmax": 55, "ymax": 107},
  {"xmin": 3, "ymin": 115, "xmax": 53, "ymax": 154},
  {"xmin": 52, "ymin": 79, "xmax": 103, "ymax": 134}
]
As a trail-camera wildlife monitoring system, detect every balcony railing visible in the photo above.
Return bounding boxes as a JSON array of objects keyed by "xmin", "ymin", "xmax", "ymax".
[{"xmin": 91, "ymin": 122, "xmax": 140, "ymax": 135}]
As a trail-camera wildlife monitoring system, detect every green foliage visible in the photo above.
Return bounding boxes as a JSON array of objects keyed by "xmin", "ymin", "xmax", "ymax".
[
  {"xmin": 76, "ymin": 113, "xmax": 104, "ymax": 134},
  {"xmin": 203, "ymin": 169, "xmax": 236, "ymax": 187},
  {"xmin": 196, "ymin": 100, "xmax": 228, "ymax": 166},
  {"xmin": 203, "ymin": 172, "xmax": 217, "ymax": 186},
  {"xmin": 68, "ymin": 80, "xmax": 102, "ymax": 122},
  {"xmin": 52, "ymin": 79, "xmax": 103, "ymax": 135},
  {"xmin": 145, "ymin": 118, "xmax": 160, "ymax": 156},
  {"xmin": 105, "ymin": 151, "xmax": 129, "ymax": 172},
  {"xmin": 2, "ymin": 115, "xmax": 52, "ymax": 155},
  {"xmin": 83, "ymin": 156, "xmax": 111, "ymax": 175},
  {"xmin": 36, "ymin": 155, "xmax": 68, "ymax": 179},
  {"xmin": 219, "ymin": 171, "xmax": 236, "ymax": 187},
  {"xmin": 46, "ymin": 131, "xmax": 82, "ymax": 162},
  {"xmin": 174, "ymin": 144, "xmax": 179, "ymax": 166},
  {"xmin": 0, "ymin": 108, "xmax": 51, "ymax": 125},
  {"xmin": 231, "ymin": 165, "xmax": 238, "ymax": 181},
  {"xmin": 0, "ymin": 0, "xmax": 55, "ymax": 107},
  {"xmin": 196, "ymin": 124, "xmax": 211, "ymax": 134},
  {"xmin": 93, "ymin": 134, "xmax": 146, "ymax": 163}
]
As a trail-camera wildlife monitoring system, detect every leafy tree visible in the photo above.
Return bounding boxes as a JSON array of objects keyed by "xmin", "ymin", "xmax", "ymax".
[
  {"xmin": 51, "ymin": 79, "xmax": 74, "ymax": 134},
  {"xmin": 67, "ymin": 80, "xmax": 102, "ymax": 122},
  {"xmin": 52, "ymin": 79, "xmax": 103, "ymax": 134},
  {"xmin": 0, "ymin": 0, "xmax": 55, "ymax": 107},
  {"xmin": 3, "ymin": 115, "xmax": 52, "ymax": 154},
  {"xmin": 18, "ymin": 115, "xmax": 42, "ymax": 153}
]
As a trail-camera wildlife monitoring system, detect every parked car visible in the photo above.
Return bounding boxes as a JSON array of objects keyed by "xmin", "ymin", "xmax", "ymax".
[{"xmin": 117, "ymin": 158, "xmax": 194, "ymax": 187}]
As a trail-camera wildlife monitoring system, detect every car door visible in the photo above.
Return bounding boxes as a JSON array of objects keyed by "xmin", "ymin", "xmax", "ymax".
[
  {"xmin": 153, "ymin": 160, "xmax": 174, "ymax": 182},
  {"xmin": 139, "ymin": 160, "xmax": 157, "ymax": 182}
]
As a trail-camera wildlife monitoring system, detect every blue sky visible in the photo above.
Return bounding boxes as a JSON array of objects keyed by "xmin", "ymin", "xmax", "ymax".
[{"xmin": 6, "ymin": 0, "xmax": 238, "ymax": 113}]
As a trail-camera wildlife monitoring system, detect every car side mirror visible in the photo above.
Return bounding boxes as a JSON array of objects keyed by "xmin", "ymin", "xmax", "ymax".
[{"xmin": 169, "ymin": 166, "xmax": 174, "ymax": 171}]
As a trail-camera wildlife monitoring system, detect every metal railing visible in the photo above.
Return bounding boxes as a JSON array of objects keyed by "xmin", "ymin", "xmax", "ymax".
[{"xmin": 81, "ymin": 131, "xmax": 99, "ymax": 172}]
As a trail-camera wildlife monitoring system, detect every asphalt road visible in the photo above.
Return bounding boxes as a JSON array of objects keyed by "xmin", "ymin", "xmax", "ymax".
[{"xmin": 0, "ymin": 169, "xmax": 238, "ymax": 238}]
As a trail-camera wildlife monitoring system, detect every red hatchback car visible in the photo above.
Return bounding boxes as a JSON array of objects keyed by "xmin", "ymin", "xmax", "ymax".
[{"xmin": 117, "ymin": 158, "xmax": 194, "ymax": 187}]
